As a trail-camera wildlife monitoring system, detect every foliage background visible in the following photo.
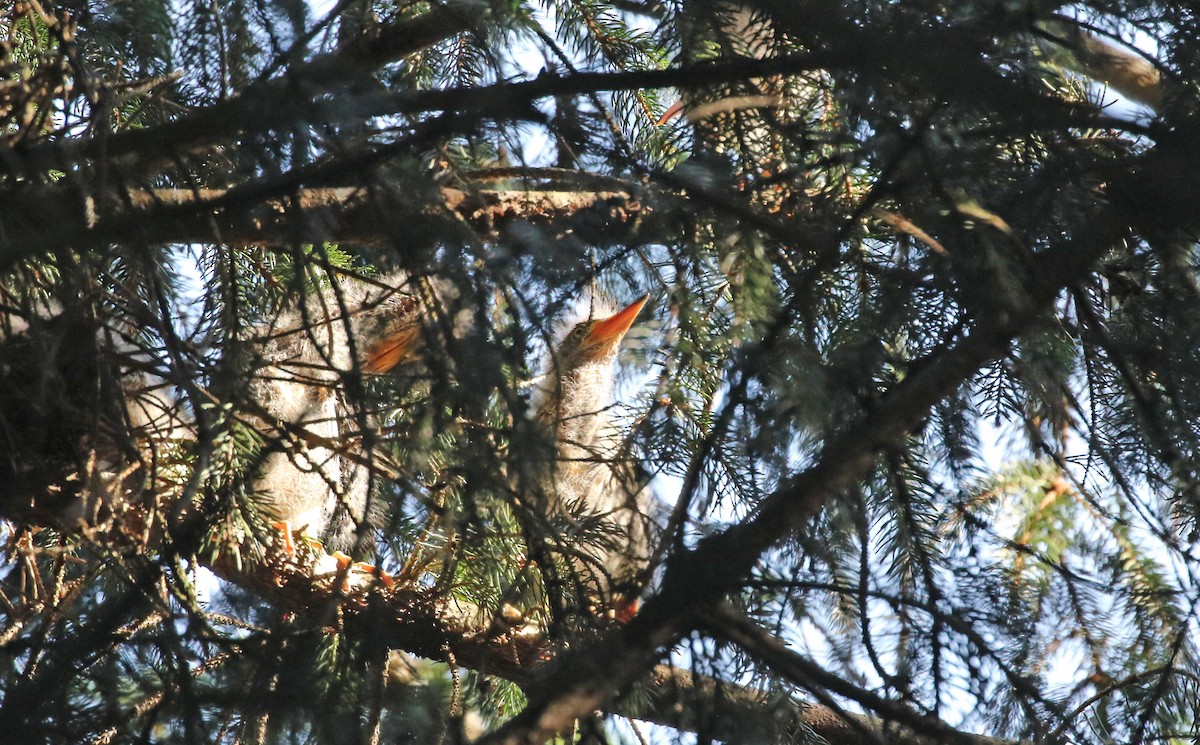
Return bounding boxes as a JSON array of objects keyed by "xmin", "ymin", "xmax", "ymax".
[{"xmin": 0, "ymin": 0, "xmax": 1198, "ymax": 743}]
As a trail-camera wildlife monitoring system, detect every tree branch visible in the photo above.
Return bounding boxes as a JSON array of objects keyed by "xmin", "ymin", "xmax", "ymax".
[
  {"xmin": 0, "ymin": 185, "xmax": 660, "ymax": 270},
  {"xmin": 9, "ymin": 0, "xmax": 489, "ymax": 178},
  {"xmin": 697, "ymin": 603, "xmax": 1021, "ymax": 745},
  {"xmin": 1036, "ymin": 17, "xmax": 1165, "ymax": 110},
  {"xmin": 9, "ymin": 19, "xmax": 1114, "ymax": 188}
]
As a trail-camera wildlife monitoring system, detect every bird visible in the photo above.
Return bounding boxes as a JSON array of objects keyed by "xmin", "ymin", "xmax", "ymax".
[
  {"xmin": 0, "ymin": 270, "xmax": 438, "ymax": 591},
  {"xmin": 533, "ymin": 294, "xmax": 654, "ymax": 621},
  {"xmin": 245, "ymin": 270, "xmax": 439, "ymax": 585}
]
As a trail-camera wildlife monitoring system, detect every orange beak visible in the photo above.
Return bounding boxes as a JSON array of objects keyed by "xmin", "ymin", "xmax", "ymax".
[
  {"xmin": 656, "ymin": 100, "xmax": 685, "ymax": 126},
  {"xmin": 585, "ymin": 294, "xmax": 648, "ymax": 350},
  {"xmin": 361, "ymin": 328, "xmax": 420, "ymax": 374}
]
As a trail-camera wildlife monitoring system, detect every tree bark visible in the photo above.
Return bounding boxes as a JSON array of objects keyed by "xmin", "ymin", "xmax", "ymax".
[{"xmin": 0, "ymin": 185, "xmax": 659, "ymax": 270}]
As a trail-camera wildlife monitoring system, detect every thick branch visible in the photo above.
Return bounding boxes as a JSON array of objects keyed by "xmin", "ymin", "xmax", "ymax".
[
  {"xmin": 0, "ymin": 21, "xmax": 1120, "ymax": 270},
  {"xmin": 0, "ymin": 186, "xmax": 660, "ymax": 270},
  {"xmin": 220, "ymin": 557, "xmax": 1022, "ymax": 745},
  {"xmin": 1037, "ymin": 18, "xmax": 1165, "ymax": 110}
]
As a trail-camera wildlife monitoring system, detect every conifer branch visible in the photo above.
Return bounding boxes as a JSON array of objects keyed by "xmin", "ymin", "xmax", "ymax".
[
  {"xmin": 0, "ymin": 185, "xmax": 655, "ymax": 270},
  {"xmin": 697, "ymin": 603, "xmax": 1021, "ymax": 745},
  {"xmin": 7, "ymin": 20, "xmax": 1119, "ymax": 189},
  {"xmin": 1036, "ymin": 17, "xmax": 1166, "ymax": 110},
  {"xmin": 211, "ymin": 553, "xmax": 1028, "ymax": 745},
  {"xmin": 9, "ymin": 0, "xmax": 489, "ymax": 178}
]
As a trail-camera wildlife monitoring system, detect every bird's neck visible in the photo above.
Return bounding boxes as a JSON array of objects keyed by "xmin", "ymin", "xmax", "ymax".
[{"xmin": 550, "ymin": 358, "xmax": 617, "ymax": 456}]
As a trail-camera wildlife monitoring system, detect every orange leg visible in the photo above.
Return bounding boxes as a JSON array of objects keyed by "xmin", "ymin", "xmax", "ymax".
[
  {"xmin": 271, "ymin": 521, "xmax": 296, "ymax": 555},
  {"xmin": 271, "ymin": 521, "xmax": 325, "ymax": 555},
  {"xmin": 331, "ymin": 551, "xmax": 395, "ymax": 589}
]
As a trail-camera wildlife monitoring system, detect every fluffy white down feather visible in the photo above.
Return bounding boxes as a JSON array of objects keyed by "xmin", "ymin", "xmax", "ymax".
[{"xmin": 533, "ymin": 296, "xmax": 654, "ymax": 607}]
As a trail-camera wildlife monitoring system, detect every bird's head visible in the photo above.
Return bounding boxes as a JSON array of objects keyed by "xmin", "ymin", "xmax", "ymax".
[
  {"xmin": 554, "ymin": 294, "xmax": 648, "ymax": 369},
  {"xmin": 336, "ymin": 271, "xmax": 460, "ymax": 376},
  {"xmin": 356, "ymin": 290, "xmax": 425, "ymax": 375},
  {"xmin": 249, "ymin": 272, "xmax": 441, "ymax": 407}
]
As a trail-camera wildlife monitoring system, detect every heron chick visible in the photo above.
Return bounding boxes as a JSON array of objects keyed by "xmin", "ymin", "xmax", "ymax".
[
  {"xmin": 535, "ymin": 294, "xmax": 653, "ymax": 619},
  {"xmin": 246, "ymin": 271, "xmax": 438, "ymax": 579}
]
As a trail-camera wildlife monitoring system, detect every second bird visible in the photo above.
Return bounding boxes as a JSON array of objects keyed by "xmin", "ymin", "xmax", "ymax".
[
  {"xmin": 535, "ymin": 294, "xmax": 655, "ymax": 620},
  {"xmin": 246, "ymin": 271, "xmax": 433, "ymax": 564}
]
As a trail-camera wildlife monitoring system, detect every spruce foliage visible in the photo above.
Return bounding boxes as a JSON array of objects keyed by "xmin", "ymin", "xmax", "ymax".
[{"xmin": 0, "ymin": 0, "xmax": 1198, "ymax": 743}]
